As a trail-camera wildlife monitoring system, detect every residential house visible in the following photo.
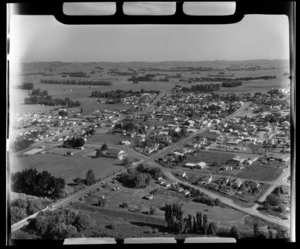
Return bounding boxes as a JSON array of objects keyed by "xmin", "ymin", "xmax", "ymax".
[
  {"xmin": 99, "ymin": 148, "xmax": 127, "ymax": 160},
  {"xmin": 184, "ymin": 162, "xmax": 207, "ymax": 169},
  {"xmin": 202, "ymin": 175, "xmax": 213, "ymax": 184},
  {"xmin": 121, "ymin": 140, "xmax": 131, "ymax": 145},
  {"xmin": 232, "ymin": 178, "xmax": 243, "ymax": 188},
  {"xmin": 144, "ymin": 195, "xmax": 154, "ymax": 200}
]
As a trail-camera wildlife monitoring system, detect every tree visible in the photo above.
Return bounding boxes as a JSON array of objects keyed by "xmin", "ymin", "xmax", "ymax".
[
  {"xmin": 253, "ymin": 223, "xmax": 260, "ymax": 237},
  {"xmin": 86, "ymin": 170, "xmax": 96, "ymax": 186},
  {"xmin": 58, "ymin": 110, "xmax": 68, "ymax": 117},
  {"xmin": 266, "ymin": 194, "xmax": 281, "ymax": 206},
  {"xmin": 74, "ymin": 213, "xmax": 93, "ymax": 232},
  {"xmin": 208, "ymin": 222, "xmax": 218, "ymax": 235},
  {"xmin": 73, "ymin": 177, "xmax": 83, "ymax": 185},
  {"xmin": 11, "ymin": 169, "xmax": 65, "ymax": 199},
  {"xmin": 11, "ymin": 206, "xmax": 27, "ymax": 224},
  {"xmin": 122, "ymin": 157, "xmax": 130, "ymax": 167},
  {"xmin": 27, "ymin": 199, "xmax": 43, "ymax": 215},
  {"xmin": 229, "ymin": 226, "xmax": 240, "ymax": 239},
  {"xmin": 149, "ymin": 206, "xmax": 157, "ymax": 215},
  {"xmin": 101, "ymin": 143, "xmax": 108, "ymax": 151},
  {"xmin": 196, "ymin": 211, "xmax": 203, "ymax": 233},
  {"xmin": 214, "ymin": 198, "xmax": 222, "ymax": 207},
  {"xmin": 98, "ymin": 197, "xmax": 106, "ymax": 207},
  {"xmin": 203, "ymin": 214, "xmax": 208, "ymax": 235},
  {"xmin": 12, "ymin": 198, "xmax": 28, "ymax": 209}
]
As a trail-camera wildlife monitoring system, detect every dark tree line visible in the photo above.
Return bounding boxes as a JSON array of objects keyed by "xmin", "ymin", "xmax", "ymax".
[
  {"xmin": 41, "ymin": 78, "xmax": 112, "ymax": 86},
  {"xmin": 28, "ymin": 208, "xmax": 94, "ymax": 239},
  {"xmin": 222, "ymin": 81, "xmax": 243, "ymax": 87},
  {"xmin": 90, "ymin": 89, "xmax": 158, "ymax": 98},
  {"xmin": 11, "ymin": 169, "xmax": 65, "ymax": 199},
  {"xmin": 24, "ymin": 88, "xmax": 81, "ymax": 107},
  {"xmin": 181, "ymin": 84, "xmax": 220, "ymax": 93},
  {"xmin": 61, "ymin": 72, "xmax": 88, "ymax": 77},
  {"xmin": 21, "ymin": 82, "xmax": 34, "ymax": 90},
  {"xmin": 164, "ymin": 203, "xmax": 241, "ymax": 238},
  {"xmin": 11, "ymin": 138, "xmax": 34, "ymax": 152},
  {"xmin": 62, "ymin": 136, "xmax": 85, "ymax": 148},
  {"xmin": 118, "ymin": 165, "xmax": 162, "ymax": 188}
]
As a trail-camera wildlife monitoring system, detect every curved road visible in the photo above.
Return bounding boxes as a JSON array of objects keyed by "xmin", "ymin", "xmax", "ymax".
[{"xmin": 163, "ymin": 171, "xmax": 290, "ymax": 229}]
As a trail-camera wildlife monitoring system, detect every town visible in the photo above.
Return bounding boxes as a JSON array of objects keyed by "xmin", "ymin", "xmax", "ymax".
[{"xmin": 9, "ymin": 62, "xmax": 291, "ymax": 241}]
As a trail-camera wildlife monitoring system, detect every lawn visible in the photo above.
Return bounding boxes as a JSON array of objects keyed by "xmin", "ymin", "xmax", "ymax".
[
  {"xmin": 237, "ymin": 165, "xmax": 283, "ymax": 182},
  {"xmin": 9, "ymin": 151, "xmax": 124, "ymax": 184}
]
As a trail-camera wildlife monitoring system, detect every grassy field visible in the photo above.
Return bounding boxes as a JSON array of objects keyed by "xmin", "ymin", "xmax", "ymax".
[
  {"xmin": 87, "ymin": 133, "xmax": 130, "ymax": 146},
  {"xmin": 9, "ymin": 150, "xmax": 124, "ymax": 184},
  {"xmin": 237, "ymin": 165, "xmax": 283, "ymax": 182},
  {"xmin": 186, "ymin": 150, "xmax": 235, "ymax": 166},
  {"xmin": 78, "ymin": 179, "xmax": 257, "ymax": 234}
]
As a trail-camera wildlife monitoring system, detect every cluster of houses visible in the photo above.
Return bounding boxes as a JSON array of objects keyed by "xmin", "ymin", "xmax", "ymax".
[
  {"xmin": 157, "ymin": 177, "xmax": 191, "ymax": 196},
  {"xmin": 183, "ymin": 173, "xmax": 261, "ymax": 197}
]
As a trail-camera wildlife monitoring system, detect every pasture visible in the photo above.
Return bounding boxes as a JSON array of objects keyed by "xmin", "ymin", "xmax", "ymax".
[
  {"xmin": 237, "ymin": 165, "xmax": 283, "ymax": 182},
  {"xmin": 87, "ymin": 133, "xmax": 130, "ymax": 146},
  {"xmin": 9, "ymin": 150, "xmax": 124, "ymax": 184},
  {"xmin": 186, "ymin": 150, "xmax": 235, "ymax": 166}
]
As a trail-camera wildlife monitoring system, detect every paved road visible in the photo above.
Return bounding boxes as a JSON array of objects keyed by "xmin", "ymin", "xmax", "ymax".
[{"xmin": 147, "ymin": 90, "xmax": 166, "ymax": 112}]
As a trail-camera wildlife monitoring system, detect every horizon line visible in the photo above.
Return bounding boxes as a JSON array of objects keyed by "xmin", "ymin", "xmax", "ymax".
[{"xmin": 13, "ymin": 58, "xmax": 289, "ymax": 64}]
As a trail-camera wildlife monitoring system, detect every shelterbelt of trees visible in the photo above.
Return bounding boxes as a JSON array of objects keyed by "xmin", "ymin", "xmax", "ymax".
[
  {"xmin": 40, "ymin": 78, "xmax": 112, "ymax": 86},
  {"xmin": 221, "ymin": 81, "xmax": 243, "ymax": 87},
  {"xmin": 24, "ymin": 88, "xmax": 81, "ymax": 107},
  {"xmin": 181, "ymin": 83, "xmax": 220, "ymax": 93},
  {"xmin": 90, "ymin": 89, "xmax": 159, "ymax": 98},
  {"xmin": 185, "ymin": 75, "xmax": 276, "ymax": 83}
]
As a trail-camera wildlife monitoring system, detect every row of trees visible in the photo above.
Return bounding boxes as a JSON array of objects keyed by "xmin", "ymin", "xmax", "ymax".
[
  {"xmin": 181, "ymin": 84, "xmax": 220, "ymax": 93},
  {"xmin": 90, "ymin": 89, "xmax": 158, "ymax": 98},
  {"xmin": 222, "ymin": 81, "xmax": 243, "ymax": 87},
  {"xmin": 61, "ymin": 72, "xmax": 88, "ymax": 77},
  {"xmin": 24, "ymin": 88, "xmax": 81, "ymax": 107},
  {"xmin": 164, "ymin": 203, "xmax": 240, "ymax": 238},
  {"xmin": 11, "ymin": 169, "xmax": 66, "ymax": 199},
  {"xmin": 41, "ymin": 78, "xmax": 112, "ymax": 85}
]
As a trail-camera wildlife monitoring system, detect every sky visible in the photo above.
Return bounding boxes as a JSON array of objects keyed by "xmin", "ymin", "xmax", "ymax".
[{"xmin": 9, "ymin": 2, "xmax": 289, "ymax": 63}]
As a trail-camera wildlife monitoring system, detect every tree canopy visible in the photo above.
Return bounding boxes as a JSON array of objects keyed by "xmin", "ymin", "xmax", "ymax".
[{"xmin": 11, "ymin": 168, "xmax": 65, "ymax": 199}]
